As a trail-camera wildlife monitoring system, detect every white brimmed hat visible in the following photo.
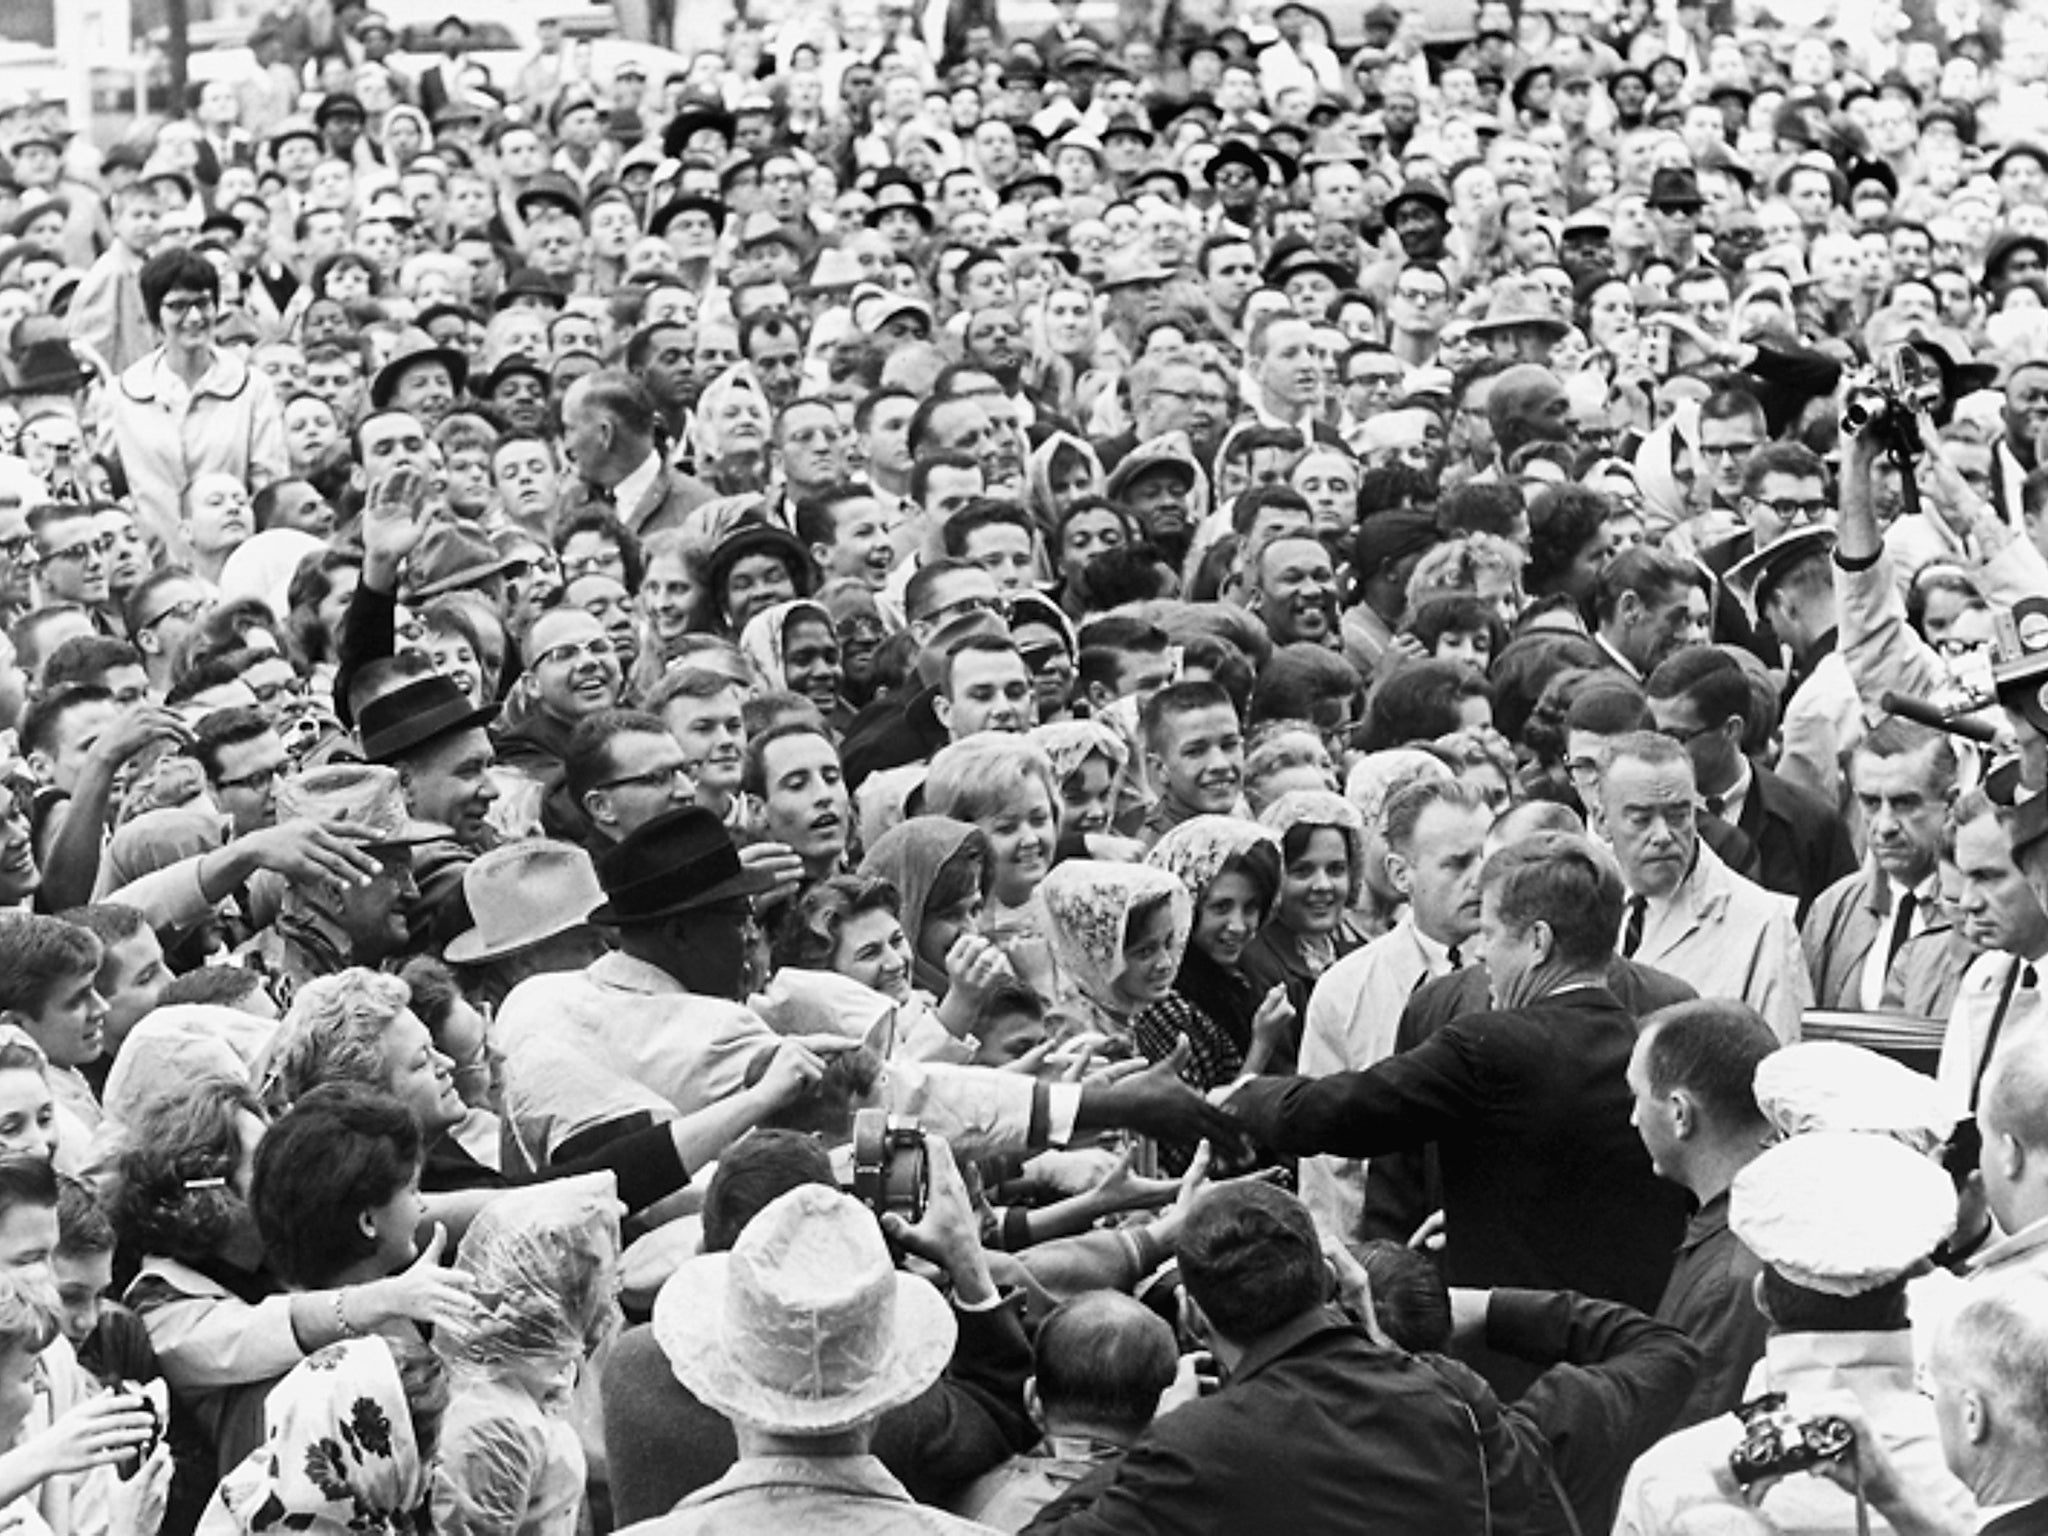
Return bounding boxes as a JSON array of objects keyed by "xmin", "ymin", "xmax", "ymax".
[
  {"xmin": 1731, "ymin": 1130, "xmax": 1955, "ymax": 1296},
  {"xmin": 652, "ymin": 1185, "xmax": 956, "ymax": 1434}
]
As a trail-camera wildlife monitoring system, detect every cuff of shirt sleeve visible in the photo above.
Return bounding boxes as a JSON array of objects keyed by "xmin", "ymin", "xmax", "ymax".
[{"xmin": 1045, "ymin": 1084, "xmax": 1083, "ymax": 1147}]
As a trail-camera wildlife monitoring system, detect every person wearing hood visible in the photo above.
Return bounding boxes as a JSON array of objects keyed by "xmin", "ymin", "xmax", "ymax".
[
  {"xmin": 739, "ymin": 599, "xmax": 846, "ymax": 727},
  {"xmin": 1138, "ymin": 816, "xmax": 1295, "ymax": 1166},
  {"xmin": 1039, "ymin": 859, "xmax": 1192, "ymax": 1060},
  {"xmin": 1025, "ymin": 432, "xmax": 1106, "ymax": 531}
]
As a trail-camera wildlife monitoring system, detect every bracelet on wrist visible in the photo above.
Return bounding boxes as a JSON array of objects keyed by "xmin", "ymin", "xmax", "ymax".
[{"xmin": 333, "ymin": 1290, "xmax": 363, "ymax": 1339}]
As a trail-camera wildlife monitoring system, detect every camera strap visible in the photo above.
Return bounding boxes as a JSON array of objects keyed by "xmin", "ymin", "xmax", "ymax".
[{"xmin": 1849, "ymin": 1442, "xmax": 1872, "ymax": 1536}]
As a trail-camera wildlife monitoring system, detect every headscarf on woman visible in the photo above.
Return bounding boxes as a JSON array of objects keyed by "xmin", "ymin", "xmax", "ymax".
[
  {"xmin": 859, "ymin": 817, "xmax": 987, "ymax": 1000},
  {"xmin": 1024, "ymin": 431, "xmax": 1105, "ymax": 529},
  {"xmin": 738, "ymin": 598, "xmax": 833, "ymax": 693},
  {"xmin": 687, "ymin": 365, "xmax": 773, "ymax": 478},
  {"xmin": 1038, "ymin": 860, "xmax": 1192, "ymax": 1030},
  {"xmin": 1141, "ymin": 816, "xmax": 1285, "ymax": 1091},
  {"xmin": 1029, "ymin": 718, "xmax": 1129, "ymax": 820},
  {"xmin": 200, "ymin": 1337, "xmax": 426, "ymax": 1536},
  {"xmin": 1258, "ymin": 789, "xmax": 1367, "ymax": 906}
]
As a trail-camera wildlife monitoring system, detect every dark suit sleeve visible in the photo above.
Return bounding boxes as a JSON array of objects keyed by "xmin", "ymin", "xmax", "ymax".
[
  {"xmin": 1357, "ymin": 982, "xmax": 1452, "ymax": 1244},
  {"xmin": 1230, "ymin": 1023, "xmax": 1497, "ymax": 1158},
  {"xmin": 332, "ymin": 571, "xmax": 396, "ymax": 726},
  {"xmin": 1487, "ymin": 1289, "xmax": 1702, "ymax": 1530},
  {"xmin": 873, "ymin": 1295, "xmax": 1038, "ymax": 1506}
]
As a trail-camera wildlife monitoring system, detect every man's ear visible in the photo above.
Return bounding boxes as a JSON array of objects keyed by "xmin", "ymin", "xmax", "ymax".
[
  {"xmin": 23, "ymin": 749, "xmax": 51, "ymax": 784},
  {"xmin": 1384, "ymin": 848, "xmax": 1415, "ymax": 900},
  {"xmin": 356, "ymin": 1207, "xmax": 379, "ymax": 1244},
  {"xmin": 932, "ymin": 691, "xmax": 954, "ymax": 734},
  {"xmin": 1023, "ymin": 1377, "xmax": 1044, "ymax": 1433},
  {"xmin": 1529, "ymin": 918, "xmax": 1557, "ymax": 966},
  {"xmin": 808, "ymin": 541, "xmax": 834, "ymax": 573},
  {"xmin": 1669, "ymin": 1088, "xmax": 1696, "ymax": 1141}
]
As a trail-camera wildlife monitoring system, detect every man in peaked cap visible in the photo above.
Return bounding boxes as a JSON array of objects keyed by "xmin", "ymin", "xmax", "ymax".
[
  {"xmin": 234, "ymin": 764, "xmax": 451, "ymax": 1007},
  {"xmin": 1612, "ymin": 1131, "xmax": 1975, "ymax": 1536}
]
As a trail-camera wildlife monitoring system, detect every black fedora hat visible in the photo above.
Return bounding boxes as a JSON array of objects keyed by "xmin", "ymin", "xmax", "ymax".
[
  {"xmin": 649, "ymin": 192, "xmax": 727, "ymax": 237},
  {"xmin": 592, "ymin": 806, "xmax": 782, "ymax": 924},
  {"xmin": 358, "ymin": 673, "xmax": 498, "ymax": 764},
  {"xmin": 662, "ymin": 102, "xmax": 738, "ymax": 159},
  {"xmin": 370, "ymin": 330, "xmax": 470, "ymax": 408}
]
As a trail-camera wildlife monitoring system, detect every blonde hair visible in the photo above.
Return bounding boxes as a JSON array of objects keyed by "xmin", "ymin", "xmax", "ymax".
[{"xmin": 923, "ymin": 736, "xmax": 1060, "ymax": 829}]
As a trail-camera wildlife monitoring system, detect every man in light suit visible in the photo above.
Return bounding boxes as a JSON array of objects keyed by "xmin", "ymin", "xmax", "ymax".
[
  {"xmin": 1802, "ymin": 720, "xmax": 1969, "ymax": 1017},
  {"xmin": 1597, "ymin": 731, "xmax": 1811, "ymax": 1042}
]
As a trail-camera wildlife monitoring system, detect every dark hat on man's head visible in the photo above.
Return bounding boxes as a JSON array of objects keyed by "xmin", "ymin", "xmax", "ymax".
[
  {"xmin": 493, "ymin": 266, "xmax": 567, "ymax": 311},
  {"xmin": 1203, "ymin": 140, "xmax": 1270, "ymax": 188},
  {"xmin": 649, "ymin": 192, "xmax": 727, "ymax": 237},
  {"xmin": 514, "ymin": 172, "xmax": 584, "ymax": 225},
  {"xmin": 662, "ymin": 101, "xmax": 737, "ymax": 158},
  {"xmin": 1383, "ymin": 179, "xmax": 1450, "ymax": 221},
  {"xmin": 593, "ymin": 806, "xmax": 783, "ymax": 924},
  {"xmin": 1984, "ymin": 232, "xmax": 2048, "ymax": 286},
  {"xmin": 315, "ymin": 92, "xmax": 366, "ymax": 126},
  {"xmin": 358, "ymin": 673, "xmax": 498, "ymax": 764},
  {"xmin": 1263, "ymin": 234, "xmax": 1353, "ymax": 290},
  {"xmin": 369, "ymin": 330, "xmax": 470, "ymax": 408},
  {"xmin": 403, "ymin": 519, "xmax": 529, "ymax": 602},
  {"xmin": 1646, "ymin": 166, "xmax": 1705, "ymax": 209}
]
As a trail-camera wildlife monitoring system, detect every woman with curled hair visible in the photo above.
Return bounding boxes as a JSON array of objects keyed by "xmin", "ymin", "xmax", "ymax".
[
  {"xmin": 922, "ymin": 737, "xmax": 1064, "ymax": 1002},
  {"xmin": 767, "ymin": 875, "xmax": 1010, "ymax": 1063},
  {"xmin": 111, "ymin": 1076, "xmax": 469, "ymax": 1489},
  {"xmin": 261, "ymin": 969, "xmax": 822, "ymax": 1220}
]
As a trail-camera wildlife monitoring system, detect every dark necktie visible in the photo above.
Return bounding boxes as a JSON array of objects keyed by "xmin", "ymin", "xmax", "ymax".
[
  {"xmin": 1622, "ymin": 895, "xmax": 1648, "ymax": 959},
  {"xmin": 1447, "ymin": 946, "xmax": 1463, "ymax": 969},
  {"xmin": 585, "ymin": 480, "xmax": 615, "ymax": 507},
  {"xmin": 2025, "ymin": 964, "xmax": 2039, "ymax": 989},
  {"xmin": 1702, "ymin": 794, "xmax": 1726, "ymax": 820},
  {"xmin": 1884, "ymin": 892, "xmax": 1919, "ymax": 971}
]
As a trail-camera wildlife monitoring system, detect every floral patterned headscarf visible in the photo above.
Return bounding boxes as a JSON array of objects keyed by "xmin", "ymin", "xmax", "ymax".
[
  {"xmin": 1039, "ymin": 859, "xmax": 1193, "ymax": 1013},
  {"xmin": 1146, "ymin": 814, "xmax": 1281, "ymax": 902},
  {"xmin": 201, "ymin": 1338, "xmax": 424, "ymax": 1536}
]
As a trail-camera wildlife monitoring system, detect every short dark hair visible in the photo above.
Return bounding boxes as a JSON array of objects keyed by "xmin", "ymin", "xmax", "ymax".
[
  {"xmin": 18, "ymin": 684, "xmax": 113, "ymax": 762},
  {"xmin": 1478, "ymin": 831, "xmax": 1623, "ymax": 969},
  {"xmin": 904, "ymin": 558, "xmax": 981, "ymax": 624},
  {"xmin": 940, "ymin": 500, "xmax": 1036, "ymax": 559},
  {"xmin": 0, "ymin": 914, "xmax": 101, "ymax": 1020},
  {"xmin": 909, "ymin": 450, "xmax": 980, "ymax": 507},
  {"xmin": 700, "ymin": 1128, "xmax": 836, "ymax": 1254},
  {"xmin": 1355, "ymin": 1240, "xmax": 1453, "ymax": 1352},
  {"xmin": 1248, "ymin": 644, "xmax": 1362, "ymax": 727},
  {"xmin": 1140, "ymin": 679, "xmax": 1236, "ymax": 756},
  {"xmin": 1524, "ymin": 485, "xmax": 1611, "ymax": 596},
  {"xmin": 1640, "ymin": 999, "xmax": 1779, "ymax": 1131},
  {"xmin": 251, "ymin": 1083, "xmax": 424, "ymax": 1289},
  {"xmin": 1644, "ymin": 645, "xmax": 1752, "ymax": 729},
  {"xmin": 1176, "ymin": 1182, "xmax": 1326, "ymax": 1343},
  {"xmin": 1033, "ymin": 1294, "xmax": 1179, "ymax": 1434},
  {"xmin": 1360, "ymin": 660, "xmax": 1491, "ymax": 752},
  {"xmin": 741, "ymin": 718, "xmax": 836, "ymax": 798},
  {"xmin": 190, "ymin": 706, "xmax": 275, "ymax": 783},
  {"xmin": 1436, "ymin": 481, "xmax": 1526, "ymax": 540},
  {"xmin": 571, "ymin": 369, "xmax": 657, "ymax": 441},
  {"xmin": 41, "ymin": 637, "xmax": 144, "ymax": 694},
  {"xmin": 1593, "ymin": 547, "xmax": 1698, "ymax": 625},
  {"xmin": 55, "ymin": 1173, "xmax": 114, "ymax": 1259},
  {"xmin": 139, "ymin": 248, "xmax": 220, "ymax": 327},
  {"xmin": 565, "ymin": 708, "xmax": 671, "ymax": 809},
  {"xmin": 553, "ymin": 508, "xmax": 647, "ymax": 592},
  {"xmin": 793, "ymin": 484, "xmax": 878, "ymax": 549}
]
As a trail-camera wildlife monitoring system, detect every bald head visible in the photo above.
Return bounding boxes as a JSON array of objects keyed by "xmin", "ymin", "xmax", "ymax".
[{"xmin": 1487, "ymin": 364, "xmax": 1571, "ymax": 459}]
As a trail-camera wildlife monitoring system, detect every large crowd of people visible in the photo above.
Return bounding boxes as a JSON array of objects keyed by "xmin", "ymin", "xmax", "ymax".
[{"xmin": 0, "ymin": 0, "xmax": 2044, "ymax": 1527}]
